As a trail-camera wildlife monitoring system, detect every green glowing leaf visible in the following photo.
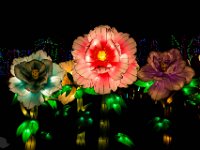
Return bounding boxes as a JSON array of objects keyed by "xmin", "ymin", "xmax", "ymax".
[
  {"xmin": 152, "ymin": 117, "xmax": 171, "ymax": 132},
  {"xmin": 162, "ymin": 118, "xmax": 171, "ymax": 130},
  {"xmin": 83, "ymin": 88, "xmax": 97, "ymax": 95},
  {"xmin": 134, "ymin": 80, "xmax": 154, "ymax": 87},
  {"xmin": 194, "ymin": 94, "xmax": 200, "ymax": 102},
  {"xmin": 41, "ymin": 131, "xmax": 52, "ymax": 140},
  {"xmin": 16, "ymin": 121, "xmax": 29, "ymax": 136},
  {"xmin": 105, "ymin": 94, "xmax": 126, "ymax": 114},
  {"xmin": 188, "ymin": 79, "xmax": 199, "ymax": 88},
  {"xmin": 182, "ymin": 87, "xmax": 196, "ymax": 95},
  {"xmin": 28, "ymin": 120, "xmax": 39, "ymax": 134},
  {"xmin": 87, "ymin": 118, "xmax": 93, "ymax": 125},
  {"xmin": 22, "ymin": 129, "xmax": 32, "ymax": 142},
  {"xmin": 63, "ymin": 105, "xmax": 71, "ymax": 117},
  {"xmin": 115, "ymin": 133, "xmax": 134, "ymax": 147},
  {"xmin": 12, "ymin": 93, "xmax": 18, "ymax": 104},
  {"xmin": 75, "ymin": 88, "xmax": 83, "ymax": 99},
  {"xmin": 47, "ymin": 100, "xmax": 57, "ymax": 109},
  {"xmin": 61, "ymin": 85, "xmax": 72, "ymax": 95},
  {"xmin": 152, "ymin": 116, "xmax": 161, "ymax": 123},
  {"xmin": 134, "ymin": 80, "xmax": 154, "ymax": 93}
]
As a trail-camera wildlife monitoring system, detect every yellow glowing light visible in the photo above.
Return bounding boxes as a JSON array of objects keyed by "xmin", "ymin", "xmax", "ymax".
[
  {"xmin": 98, "ymin": 136, "xmax": 109, "ymax": 149},
  {"xmin": 98, "ymin": 51, "xmax": 107, "ymax": 61},
  {"xmin": 100, "ymin": 119, "xmax": 110, "ymax": 129},
  {"xmin": 163, "ymin": 134, "xmax": 172, "ymax": 145},
  {"xmin": 167, "ymin": 96, "xmax": 173, "ymax": 104},
  {"xmin": 76, "ymin": 132, "xmax": 86, "ymax": 146},
  {"xmin": 25, "ymin": 136, "xmax": 36, "ymax": 150}
]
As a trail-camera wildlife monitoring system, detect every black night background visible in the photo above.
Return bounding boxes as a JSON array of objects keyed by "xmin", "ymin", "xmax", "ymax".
[{"xmin": 0, "ymin": 3, "xmax": 200, "ymax": 150}]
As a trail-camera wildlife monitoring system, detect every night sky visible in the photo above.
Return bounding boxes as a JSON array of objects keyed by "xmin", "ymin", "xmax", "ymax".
[{"xmin": 0, "ymin": 3, "xmax": 199, "ymax": 50}]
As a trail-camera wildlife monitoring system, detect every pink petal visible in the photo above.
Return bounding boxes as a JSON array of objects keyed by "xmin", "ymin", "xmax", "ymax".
[
  {"xmin": 74, "ymin": 62, "xmax": 97, "ymax": 79},
  {"xmin": 109, "ymin": 54, "xmax": 129, "ymax": 80},
  {"xmin": 119, "ymin": 63, "xmax": 138, "ymax": 86},
  {"xmin": 88, "ymin": 25, "xmax": 113, "ymax": 42},
  {"xmin": 94, "ymin": 74, "xmax": 111, "ymax": 94},
  {"xmin": 109, "ymin": 78, "xmax": 120, "ymax": 91},
  {"xmin": 72, "ymin": 71, "xmax": 93, "ymax": 87},
  {"xmin": 121, "ymin": 38, "xmax": 137, "ymax": 55}
]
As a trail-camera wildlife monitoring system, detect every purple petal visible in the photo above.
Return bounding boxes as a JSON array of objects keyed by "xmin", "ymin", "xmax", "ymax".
[
  {"xmin": 176, "ymin": 66, "xmax": 195, "ymax": 84},
  {"xmin": 149, "ymin": 81, "xmax": 170, "ymax": 101},
  {"xmin": 138, "ymin": 64, "xmax": 158, "ymax": 81}
]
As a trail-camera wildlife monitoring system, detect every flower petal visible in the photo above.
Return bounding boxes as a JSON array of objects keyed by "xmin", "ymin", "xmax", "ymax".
[
  {"xmin": 94, "ymin": 74, "xmax": 111, "ymax": 94},
  {"xmin": 138, "ymin": 64, "xmax": 158, "ymax": 81},
  {"xmin": 9, "ymin": 77, "xmax": 27, "ymax": 95},
  {"xmin": 166, "ymin": 60, "xmax": 186, "ymax": 74},
  {"xmin": 28, "ymin": 50, "xmax": 52, "ymax": 61},
  {"xmin": 41, "ymin": 76, "xmax": 62, "ymax": 96},
  {"xmin": 109, "ymin": 54, "xmax": 129, "ymax": 80},
  {"xmin": 109, "ymin": 78, "xmax": 120, "ymax": 91},
  {"xmin": 176, "ymin": 66, "xmax": 195, "ymax": 84},
  {"xmin": 52, "ymin": 63, "xmax": 65, "ymax": 78},
  {"xmin": 41, "ymin": 59, "xmax": 53, "ymax": 76},
  {"xmin": 149, "ymin": 81, "xmax": 170, "ymax": 101},
  {"xmin": 72, "ymin": 71, "xmax": 93, "ymax": 88},
  {"xmin": 14, "ymin": 62, "xmax": 32, "ymax": 84},
  {"xmin": 18, "ymin": 92, "xmax": 44, "ymax": 109},
  {"xmin": 166, "ymin": 75, "xmax": 185, "ymax": 91},
  {"xmin": 74, "ymin": 62, "xmax": 97, "ymax": 79},
  {"xmin": 72, "ymin": 36, "xmax": 89, "ymax": 60},
  {"xmin": 10, "ymin": 56, "xmax": 29, "ymax": 76},
  {"xmin": 59, "ymin": 60, "xmax": 74, "ymax": 73},
  {"xmin": 119, "ymin": 62, "xmax": 138, "ymax": 87}
]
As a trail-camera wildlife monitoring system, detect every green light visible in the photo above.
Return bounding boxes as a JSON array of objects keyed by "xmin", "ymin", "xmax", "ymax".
[{"xmin": 87, "ymin": 118, "xmax": 93, "ymax": 125}]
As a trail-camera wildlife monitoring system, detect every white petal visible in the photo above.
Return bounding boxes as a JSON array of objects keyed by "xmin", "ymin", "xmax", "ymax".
[
  {"xmin": 18, "ymin": 92, "xmax": 44, "ymax": 109},
  {"xmin": 41, "ymin": 76, "xmax": 62, "ymax": 96},
  {"xmin": 8, "ymin": 77, "xmax": 27, "ymax": 95}
]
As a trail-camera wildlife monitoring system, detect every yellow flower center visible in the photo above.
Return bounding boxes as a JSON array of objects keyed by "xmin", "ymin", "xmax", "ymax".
[
  {"xmin": 97, "ymin": 50, "xmax": 107, "ymax": 61},
  {"xmin": 160, "ymin": 62, "xmax": 168, "ymax": 72},
  {"xmin": 32, "ymin": 69, "xmax": 39, "ymax": 80}
]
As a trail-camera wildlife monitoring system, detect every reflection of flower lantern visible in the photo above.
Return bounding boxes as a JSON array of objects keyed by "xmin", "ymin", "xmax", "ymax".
[{"xmin": 163, "ymin": 133, "xmax": 172, "ymax": 145}]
